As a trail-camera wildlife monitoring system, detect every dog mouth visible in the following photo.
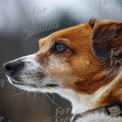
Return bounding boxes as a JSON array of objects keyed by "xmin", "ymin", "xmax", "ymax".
[
  {"xmin": 9, "ymin": 77, "xmax": 29, "ymax": 86},
  {"xmin": 8, "ymin": 76, "xmax": 59, "ymax": 88},
  {"xmin": 12, "ymin": 80, "xmax": 26, "ymax": 85},
  {"xmin": 45, "ymin": 83, "xmax": 59, "ymax": 87}
]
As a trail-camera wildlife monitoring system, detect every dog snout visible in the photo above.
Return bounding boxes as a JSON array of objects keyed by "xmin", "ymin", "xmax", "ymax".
[{"xmin": 3, "ymin": 60, "xmax": 24, "ymax": 76}]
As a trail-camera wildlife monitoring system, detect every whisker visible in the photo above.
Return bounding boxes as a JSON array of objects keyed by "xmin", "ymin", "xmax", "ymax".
[
  {"xmin": 34, "ymin": 93, "xmax": 37, "ymax": 101},
  {"xmin": 52, "ymin": 94, "xmax": 60, "ymax": 106},
  {"xmin": 42, "ymin": 93, "xmax": 60, "ymax": 112},
  {"xmin": 45, "ymin": 93, "xmax": 59, "ymax": 106},
  {"xmin": 42, "ymin": 94, "xmax": 54, "ymax": 112},
  {"xmin": 70, "ymin": 114, "xmax": 76, "ymax": 122},
  {"xmin": 12, "ymin": 90, "xmax": 25, "ymax": 96}
]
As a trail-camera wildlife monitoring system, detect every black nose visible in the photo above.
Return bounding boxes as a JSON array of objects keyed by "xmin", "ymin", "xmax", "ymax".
[{"xmin": 3, "ymin": 60, "xmax": 24, "ymax": 76}]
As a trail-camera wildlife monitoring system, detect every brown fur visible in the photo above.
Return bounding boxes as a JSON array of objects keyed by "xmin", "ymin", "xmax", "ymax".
[{"xmin": 36, "ymin": 18, "xmax": 122, "ymax": 106}]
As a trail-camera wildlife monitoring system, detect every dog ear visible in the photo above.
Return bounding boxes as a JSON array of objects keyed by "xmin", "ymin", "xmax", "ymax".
[
  {"xmin": 90, "ymin": 19, "xmax": 122, "ymax": 60},
  {"xmin": 89, "ymin": 18, "xmax": 98, "ymax": 28}
]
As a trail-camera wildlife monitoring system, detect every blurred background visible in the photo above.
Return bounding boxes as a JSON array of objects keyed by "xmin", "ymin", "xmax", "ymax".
[{"xmin": 0, "ymin": 0, "xmax": 122, "ymax": 121}]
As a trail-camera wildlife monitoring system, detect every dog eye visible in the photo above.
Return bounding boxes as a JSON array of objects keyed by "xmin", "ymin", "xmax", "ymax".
[{"xmin": 52, "ymin": 43, "xmax": 68, "ymax": 53}]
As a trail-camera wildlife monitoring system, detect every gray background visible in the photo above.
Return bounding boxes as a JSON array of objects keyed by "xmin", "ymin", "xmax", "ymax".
[{"xmin": 0, "ymin": 0, "xmax": 122, "ymax": 122}]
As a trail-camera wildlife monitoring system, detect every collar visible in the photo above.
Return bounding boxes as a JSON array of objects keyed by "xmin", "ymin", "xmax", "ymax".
[
  {"xmin": 71, "ymin": 101, "xmax": 122, "ymax": 122},
  {"xmin": 82, "ymin": 101, "xmax": 122, "ymax": 117},
  {"xmin": 105, "ymin": 101, "xmax": 122, "ymax": 117}
]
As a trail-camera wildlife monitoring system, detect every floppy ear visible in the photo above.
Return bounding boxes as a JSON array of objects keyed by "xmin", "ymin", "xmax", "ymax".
[{"xmin": 90, "ymin": 18, "xmax": 122, "ymax": 60}]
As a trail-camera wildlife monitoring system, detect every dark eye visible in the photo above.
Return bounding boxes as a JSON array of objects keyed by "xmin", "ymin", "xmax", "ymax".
[{"xmin": 52, "ymin": 43, "xmax": 68, "ymax": 53}]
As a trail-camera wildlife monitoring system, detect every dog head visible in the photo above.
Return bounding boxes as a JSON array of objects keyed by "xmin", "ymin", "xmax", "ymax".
[{"xmin": 3, "ymin": 18, "xmax": 122, "ymax": 114}]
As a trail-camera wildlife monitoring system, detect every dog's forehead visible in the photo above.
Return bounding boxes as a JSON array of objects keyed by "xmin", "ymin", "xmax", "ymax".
[{"xmin": 38, "ymin": 23, "xmax": 92, "ymax": 47}]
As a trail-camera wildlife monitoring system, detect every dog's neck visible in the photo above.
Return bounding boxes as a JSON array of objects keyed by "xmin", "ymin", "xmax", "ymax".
[
  {"xmin": 57, "ymin": 89, "xmax": 98, "ymax": 114},
  {"xmin": 57, "ymin": 67, "xmax": 122, "ymax": 115}
]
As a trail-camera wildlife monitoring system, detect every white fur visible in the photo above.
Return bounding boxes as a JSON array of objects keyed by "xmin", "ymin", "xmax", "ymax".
[
  {"xmin": 56, "ymin": 89, "xmax": 96, "ymax": 114},
  {"xmin": 6, "ymin": 54, "xmax": 122, "ymax": 118},
  {"xmin": 20, "ymin": 54, "xmax": 41, "ymax": 71},
  {"xmin": 75, "ymin": 112, "xmax": 122, "ymax": 122}
]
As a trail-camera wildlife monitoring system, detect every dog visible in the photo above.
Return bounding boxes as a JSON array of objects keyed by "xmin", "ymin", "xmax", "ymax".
[{"xmin": 3, "ymin": 18, "xmax": 122, "ymax": 122}]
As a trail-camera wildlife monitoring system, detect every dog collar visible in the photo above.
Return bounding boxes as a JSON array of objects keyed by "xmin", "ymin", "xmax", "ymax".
[
  {"xmin": 71, "ymin": 102, "xmax": 122, "ymax": 122},
  {"xmin": 82, "ymin": 101, "xmax": 122, "ymax": 117},
  {"xmin": 104, "ymin": 101, "xmax": 122, "ymax": 117}
]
